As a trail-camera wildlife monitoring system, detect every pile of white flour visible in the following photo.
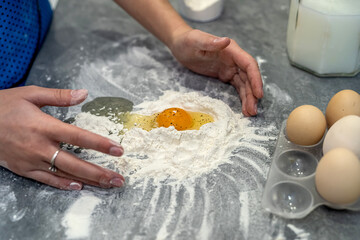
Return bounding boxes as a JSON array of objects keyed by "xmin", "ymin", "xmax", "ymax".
[{"xmin": 73, "ymin": 91, "xmax": 257, "ymax": 185}]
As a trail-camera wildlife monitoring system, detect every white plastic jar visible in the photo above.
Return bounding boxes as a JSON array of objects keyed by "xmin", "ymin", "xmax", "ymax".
[
  {"xmin": 178, "ymin": 0, "xmax": 224, "ymax": 22},
  {"xmin": 286, "ymin": 0, "xmax": 360, "ymax": 77}
]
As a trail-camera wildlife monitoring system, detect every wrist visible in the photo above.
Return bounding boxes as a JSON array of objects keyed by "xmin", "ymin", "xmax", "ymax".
[{"xmin": 166, "ymin": 23, "xmax": 193, "ymax": 51}]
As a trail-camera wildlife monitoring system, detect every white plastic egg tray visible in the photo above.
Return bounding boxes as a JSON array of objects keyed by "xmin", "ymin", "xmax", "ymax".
[{"xmin": 261, "ymin": 120, "xmax": 360, "ymax": 219}]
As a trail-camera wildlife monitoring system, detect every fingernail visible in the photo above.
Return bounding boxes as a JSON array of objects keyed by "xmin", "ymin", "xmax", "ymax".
[
  {"xmin": 68, "ymin": 182, "xmax": 82, "ymax": 191},
  {"xmin": 109, "ymin": 146, "xmax": 124, "ymax": 156},
  {"xmin": 110, "ymin": 140, "xmax": 121, "ymax": 147},
  {"xmin": 110, "ymin": 178, "xmax": 124, "ymax": 187},
  {"xmin": 109, "ymin": 140, "xmax": 124, "ymax": 156},
  {"xmin": 213, "ymin": 37, "xmax": 227, "ymax": 43},
  {"xmin": 254, "ymin": 103, "xmax": 258, "ymax": 114},
  {"xmin": 71, "ymin": 89, "xmax": 88, "ymax": 100}
]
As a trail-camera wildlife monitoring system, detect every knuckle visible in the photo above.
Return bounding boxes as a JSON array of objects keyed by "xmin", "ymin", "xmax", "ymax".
[
  {"xmin": 54, "ymin": 89, "xmax": 68, "ymax": 105},
  {"xmin": 46, "ymin": 178, "xmax": 65, "ymax": 190},
  {"xmin": 69, "ymin": 131, "xmax": 83, "ymax": 145},
  {"xmin": 27, "ymin": 85, "xmax": 38, "ymax": 92},
  {"xmin": 95, "ymin": 137, "xmax": 109, "ymax": 152},
  {"xmin": 80, "ymin": 130, "xmax": 109, "ymax": 152},
  {"xmin": 98, "ymin": 172, "xmax": 112, "ymax": 188},
  {"xmin": 26, "ymin": 171, "xmax": 67, "ymax": 190}
]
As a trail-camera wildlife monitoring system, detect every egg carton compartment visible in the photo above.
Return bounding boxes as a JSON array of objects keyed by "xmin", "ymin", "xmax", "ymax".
[{"xmin": 261, "ymin": 120, "xmax": 360, "ymax": 219}]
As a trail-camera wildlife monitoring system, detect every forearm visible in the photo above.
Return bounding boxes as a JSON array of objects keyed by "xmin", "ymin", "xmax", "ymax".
[{"xmin": 114, "ymin": 0, "xmax": 192, "ymax": 48}]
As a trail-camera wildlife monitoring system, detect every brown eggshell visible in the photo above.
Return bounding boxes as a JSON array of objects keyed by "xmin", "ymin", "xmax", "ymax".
[
  {"xmin": 286, "ymin": 105, "xmax": 326, "ymax": 146},
  {"xmin": 315, "ymin": 148, "xmax": 360, "ymax": 205},
  {"xmin": 326, "ymin": 89, "xmax": 360, "ymax": 128}
]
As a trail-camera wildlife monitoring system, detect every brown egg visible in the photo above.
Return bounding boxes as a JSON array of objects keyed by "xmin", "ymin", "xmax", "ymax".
[
  {"xmin": 326, "ymin": 89, "xmax": 360, "ymax": 128},
  {"xmin": 286, "ymin": 105, "xmax": 326, "ymax": 145},
  {"xmin": 315, "ymin": 148, "xmax": 360, "ymax": 205}
]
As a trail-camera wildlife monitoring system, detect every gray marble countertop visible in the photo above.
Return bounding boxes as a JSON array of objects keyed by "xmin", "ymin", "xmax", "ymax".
[{"xmin": 1, "ymin": 0, "xmax": 360, "ymax": 239}]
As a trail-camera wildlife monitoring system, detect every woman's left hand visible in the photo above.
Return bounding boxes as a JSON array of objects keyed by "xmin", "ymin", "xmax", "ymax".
[{"xmin": 169, "ymin": 28, "xmax": 263, "ymax": 116}]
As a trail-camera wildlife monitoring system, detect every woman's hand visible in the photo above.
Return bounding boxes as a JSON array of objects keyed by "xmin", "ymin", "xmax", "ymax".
[
  {"xmin": 0, "ymin": 86, "xmax": 125, "ymax": 190},
  {"xmin": 114, "ymin": 0, "xmax": 262, "ymax": 116},
  {"xmin": 169, "ymin": 28, "xmax": 263, "ymax": 116}
]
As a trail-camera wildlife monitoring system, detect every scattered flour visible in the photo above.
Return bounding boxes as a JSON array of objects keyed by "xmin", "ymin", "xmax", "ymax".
[
  {"xmin": 72, "ymin": 91, "xmax": 261, "ymax": 185},
  {"xmin": 64, "ymin": 50, "xmax": 277, "ymax": 238},
  {"xmin": 0, "ymin": 186, "xmax": 27, "ymax": 223},
  {"xmin": 287, "ymin": 224, "xmax": 310, "ymax": 240},
  {"xmin": 61, "ymin": 191, "xmax": 102, "ymax": 239}
]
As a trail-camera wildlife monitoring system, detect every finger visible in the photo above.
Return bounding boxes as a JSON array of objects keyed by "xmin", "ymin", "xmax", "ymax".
[
  {"xmin": 54, "ymin": 169, "xmax": 105, "ymax": 188},
  {"xmin": 53, "ymin": 150, "xmax": 125, "ymax": 188},
  {"xmin": 26, "ymin": 170, "xmax": 83, "ymax": 190},
  {"xmin": 231, "ymin": 74, "xmax": 250, "ymax": 116},
  {"xmin": 245, "ymin": 63, "xmax": 263, "ymax": 99},
  {"xmin": 244, "ymin": 77, "xmax": 258, "ymax": 116},
  {"xmin": 46, "ymin": 118, "xmax": 124, "ymax": 157},
  {"xmin": 238, "ymin": 71, "xmax": 258, "ymax": 116},
  {"xmin": 190, "ymin": 30, "xmax": 231, "ymax": 51},
  {"xmin": 31, "ymin": 156, "xmax": 103, "ymax": 188},
  {"xmin": 231, "ymin": 45, "xmax": 263, "ymax": 99},
  {"xmin": 24, "ymin": 86, "xmax": 88, "ymax": 108},
  {"xmin": 240, "ymin": 84, "xmax": 250, "ymax": 117},
  {"xmin": 38, "ymin": 146, "xmax": 123, "ymax": 188},
  {"xmin": 218, "ymin": 65, "xmax": 238, "ymax": 82}
]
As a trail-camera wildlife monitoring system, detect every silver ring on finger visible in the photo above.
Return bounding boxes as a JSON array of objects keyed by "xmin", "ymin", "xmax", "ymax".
[{"xmin": 49, "ymin": 150, "xmax": 60, "ymax": 173}]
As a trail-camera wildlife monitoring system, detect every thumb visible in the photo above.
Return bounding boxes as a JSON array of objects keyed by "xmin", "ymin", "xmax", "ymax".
[
  {"xmin": 191, "ymin": 31, "xmax": 231, "ymax": 51},
  {"xmin": 211, "ymin": 37, "xmax": 231, "ymax": 51},
  {"xmin": 27, "ymin": 87, "xmax": 88, "ymax": 107}
]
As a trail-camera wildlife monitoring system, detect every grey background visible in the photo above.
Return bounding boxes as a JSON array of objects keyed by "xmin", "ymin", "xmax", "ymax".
[{"xmin": 1, "ymin": 0, "xmax": 359, "ymax": 239}]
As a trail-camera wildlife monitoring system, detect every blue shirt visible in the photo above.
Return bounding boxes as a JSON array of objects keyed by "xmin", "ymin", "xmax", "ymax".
[{"xmin": 0, "ymin": 0, "xmax": 53, "ymax": 89}]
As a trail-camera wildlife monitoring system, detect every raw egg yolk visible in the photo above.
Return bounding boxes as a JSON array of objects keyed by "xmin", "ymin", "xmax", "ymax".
[
  {"xmin": 122, "ymin": 107, "xmax": 214, "ymax": 131},
  {"xmin": 156, "ymin": 108, "xmax": 193, "ymax": 131}
]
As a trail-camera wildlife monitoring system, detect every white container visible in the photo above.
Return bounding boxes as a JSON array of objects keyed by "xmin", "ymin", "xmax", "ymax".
[
  {"xmin": 178, "ymin": 0, "xmax": 224, "ymax": 22},
  {"xmin": 286, "ymin": 0, "xmax": 360, "ymax": 77}
]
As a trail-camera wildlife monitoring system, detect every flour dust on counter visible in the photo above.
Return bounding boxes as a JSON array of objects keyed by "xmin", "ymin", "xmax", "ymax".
[
  {"xmin": 268, "ymin": 220, "xmax": 310, "ymax": 240},
  {"xmin": 56, "ymin": 35, "xmax": 281, "ymax": 239},
  {"xmin": 0, "ymin": 186, "xmax": 27, "ymax": 223},
  {"xmin": 61, "ymin": 191, "xmax": 102, "ymax": 239},
  {"xmin": 66, "ymin": 90, "xmax": 278, "ymax": 239},
  {"xmin": 71, "ymin": 91, "xmax": 274, "ymax": 185}
]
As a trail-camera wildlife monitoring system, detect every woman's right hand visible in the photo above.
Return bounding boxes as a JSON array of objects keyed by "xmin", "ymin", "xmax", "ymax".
[
  {"xmin": 169, "ymin": 28, "xmax": 263, "ymax": 116},
  {"xmin": 0, "ymin": 86, "xmax": 125, "ymax": 190}
]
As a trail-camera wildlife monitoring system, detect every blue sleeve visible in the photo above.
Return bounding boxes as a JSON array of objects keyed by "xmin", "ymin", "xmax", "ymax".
[{"xmin": 0, "ymin": 0, "xmax": 53, "ymax": 89}]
